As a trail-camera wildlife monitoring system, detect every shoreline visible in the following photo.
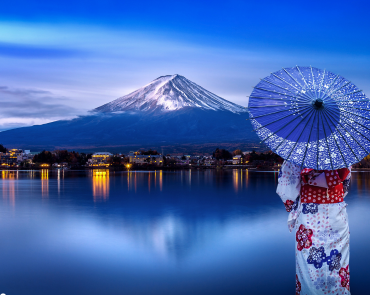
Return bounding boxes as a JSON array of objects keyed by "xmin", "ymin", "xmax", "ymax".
[{"xmin": 1, "ymin": 166, "xmax": 368, "ymax": 172}]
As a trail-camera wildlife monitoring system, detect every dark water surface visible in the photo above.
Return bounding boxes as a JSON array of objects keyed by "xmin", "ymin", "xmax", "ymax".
[{"xmin": 0, "ymin": 169, "xmax": 369, "ymax": 295}]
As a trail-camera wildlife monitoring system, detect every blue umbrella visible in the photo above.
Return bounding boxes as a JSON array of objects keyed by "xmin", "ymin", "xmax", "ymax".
[{"xmin": 248, "ymin": 66, "xmax": 370, "ymax": 170}]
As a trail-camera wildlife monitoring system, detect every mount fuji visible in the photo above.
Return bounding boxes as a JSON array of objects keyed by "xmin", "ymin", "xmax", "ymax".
[
  {"xmin": 0, "ymin": 75, "xmax": 260, "ymax": 153},
  {"xmin": 95, "ymin": 74, "xmax": 246, "ymax": 113}
]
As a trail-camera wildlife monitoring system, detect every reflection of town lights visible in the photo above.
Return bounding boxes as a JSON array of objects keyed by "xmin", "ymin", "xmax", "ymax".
[
  {"xmin": 93, "ymin": 170, "xmax": 107, "ymax": 176},
  {"xmin": 2, "ymin": 170, "xmax": 15, "ymax": 206},
  {"xmin": 233, "ymin": 169, "xmax": 239, "ymax": 193},
  {"xmin": 41, "ymin": 169, "xmax": 49, "ymax": 197},
  {"xmin": 93, "ymin": 169, "xmax": 109, "ymax": 201}
]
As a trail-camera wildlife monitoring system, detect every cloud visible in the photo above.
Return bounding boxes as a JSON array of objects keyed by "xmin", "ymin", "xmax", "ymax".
[
  {"xmin": 0, "ymin": 86, "xmax": 84, "ymax": 131},
  {"xmin": 0, "ymin": 22, "xmax": 369, "ymax": 132},
  {"xmin": 0, "ymin": 42, "xmax": 85, "ymax": 59},
  {"xmin": 0, "ymin": 86, "xmax": 52, "ymax": 96}
]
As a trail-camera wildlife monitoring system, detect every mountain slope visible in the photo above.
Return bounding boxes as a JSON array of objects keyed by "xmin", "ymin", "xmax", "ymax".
[
  {"xmin": 0, "ymin": 75, "xmax": 259, "ymax": 153},
  {"xmin": 94, "ymin": 74, "xmax": 247, "ymax": 113}
]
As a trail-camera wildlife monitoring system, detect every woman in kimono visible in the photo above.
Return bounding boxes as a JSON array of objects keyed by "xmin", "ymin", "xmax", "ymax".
[{"xmin": 277, "ymin": 161, "xmax": 351, "ymax": 295}]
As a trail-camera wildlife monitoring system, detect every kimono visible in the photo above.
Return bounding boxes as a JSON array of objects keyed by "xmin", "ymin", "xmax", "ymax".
[{"xmin": 277, "ymin": 161, "xmax": 351, "ymax": 295}]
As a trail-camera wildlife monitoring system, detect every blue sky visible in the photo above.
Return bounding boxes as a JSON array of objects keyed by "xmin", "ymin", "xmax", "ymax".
[{"xmin": 0, "ymin": 0, "xmax": 369, "ymax": 130}]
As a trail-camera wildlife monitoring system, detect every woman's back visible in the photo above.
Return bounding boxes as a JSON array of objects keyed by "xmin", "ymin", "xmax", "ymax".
[{"xmin": 277, "ymin": 161, "xmax": 351, "ymax": 294}]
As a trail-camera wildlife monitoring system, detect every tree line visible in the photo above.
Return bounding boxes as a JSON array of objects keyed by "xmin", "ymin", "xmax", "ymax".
[
  {"xmin": 212, "ymin": 148, "xmax": 283, "ymax": 166},
  {"xmin": 32, "ymin": 150, "xmax": 92, "ymax": 166}
]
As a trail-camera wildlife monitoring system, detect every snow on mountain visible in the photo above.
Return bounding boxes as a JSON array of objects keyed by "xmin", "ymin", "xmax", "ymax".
[
  {"xmin": 94, "ymin": 74, "xmax": 247, "ymax": 113},
  {"xmin": 0, "ymin": 74, "xmax": 258, "ymax": 151}
]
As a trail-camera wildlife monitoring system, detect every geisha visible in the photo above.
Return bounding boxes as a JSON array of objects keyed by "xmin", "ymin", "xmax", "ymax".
[{"xmin": 277, "ymin": 160, "xmax": 351, "ymax": 294}]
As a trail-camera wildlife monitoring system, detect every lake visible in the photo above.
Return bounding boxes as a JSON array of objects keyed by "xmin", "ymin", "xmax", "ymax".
[{"xmin": 0, "ymin": 169, "xmax": 369, "ymax": 295}]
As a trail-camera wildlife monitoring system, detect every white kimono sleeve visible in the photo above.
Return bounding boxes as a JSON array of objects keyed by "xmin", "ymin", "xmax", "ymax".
[{"xmin": 276, "ymin": 160, "xmax": 302, "ymax": 232}]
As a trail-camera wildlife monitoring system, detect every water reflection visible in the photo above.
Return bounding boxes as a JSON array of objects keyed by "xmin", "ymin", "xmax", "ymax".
[
  {"xmin": 1, "ymin": 170, "xmax": 370, "ymax": 295},
  {"xmin": 41, "ymin": 169, "xmax": 49, "ymax": 198},
  {"xmin": 234, "ymin": 169, "xmax": 240, "ymax": 192},
  {"xmin": 134, "ymin": 171, "xmax": 137, "ymax": 193},
  {"xmin": 122, "ymin": 169, "xmax": 254, "ymax": 195},
  {"xmin": 125, "ymin": 170, "xmax": 164, "ymax": 193},
  {"xmin": 2, "ymin": 170, "xmax": 16, "ymax": 206},
  {"xmin": 92, "ymin": 170, "xmax": 109, "ymax": 201},
  {"xmin": 159, "ymin": 170, "xmax": 163, "ymax": 191},
  {"xmin": 57, "ymin": 169, "xmax": 60, "ymax": 195},
  {"xmin": 232, "ymin": 169, "xmax": 252, "ymax": 192},
  {"xmin": 245, "ymin": 169, "xmax": 249, "ymax": 188},
  {"xmin": 353, "ymin": 172, "xmax": 370, "ymax": 197},
  {"xmin": 148, "ymin": 171, "xmax": 151, "ymax": 192},
  {"xmin": 127, "ymin": 171, "xmax": 131, "ymax": 191}
]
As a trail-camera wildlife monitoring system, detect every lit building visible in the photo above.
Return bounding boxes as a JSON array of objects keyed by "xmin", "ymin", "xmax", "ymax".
[
  {"xmin": 89, "ymin": 152, "xmax": 113, "ymax": 167},
  {"xmin": 0, "ymin": 149, "xmax": 32, "ymax": 166},
  {"xmin": 233, "ymin": 155, "xmax": 242, "ymax": 165},
  {"xmin": 128, "ymin": 153, "xmax": 163, "ymax": 166},
  {"xmin": 204, "ymin": 157, "xmax": 215, "ymax": 166}
]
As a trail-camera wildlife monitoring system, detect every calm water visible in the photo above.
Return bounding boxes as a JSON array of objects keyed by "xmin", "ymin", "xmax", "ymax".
[{"xmin": 0, "ymin": 169, "xmax": 370, "ymax": 295}]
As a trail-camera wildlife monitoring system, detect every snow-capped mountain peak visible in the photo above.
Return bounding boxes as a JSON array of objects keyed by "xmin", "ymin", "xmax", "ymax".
[{"xmin": 94, "ymin": 75, "xmax": 247, "ymax": 113}]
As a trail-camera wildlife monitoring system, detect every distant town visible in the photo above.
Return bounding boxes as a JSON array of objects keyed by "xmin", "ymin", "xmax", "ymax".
[
  {"xmin": 1, "ymin": 144, "xmax": 370, "ymax": 170},
  {"xmin": 0, "ymin": 144, "xmax": 285, "ymax": 170}
]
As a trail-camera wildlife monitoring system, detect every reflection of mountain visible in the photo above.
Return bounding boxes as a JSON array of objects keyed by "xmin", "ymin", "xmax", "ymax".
[
  {"xmin": 0, "ymin": 169, "xmax": 278, "ymax": 261},
  {"xmin": 102, "ymin": 211, "xmax": 238, "ymax": 261},
  {"xmin": 0, "ymin": 75, "xmax": 260, "ymax": 152},
  {"xmin": 84, "ymin": 169, "xmax": 265, "ymax": 261},
  {"xmin": 119, "ymin": 214, "xmax": 198, "ymax": 260},
  {"xmin": 91, "ymin": 204, "xmax": 280, "ymax": 262}
]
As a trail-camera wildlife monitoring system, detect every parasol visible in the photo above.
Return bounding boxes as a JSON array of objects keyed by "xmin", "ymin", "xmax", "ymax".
[{"xmin": 248, "ymin": 66, "xmax": 370, "ymax": 170}]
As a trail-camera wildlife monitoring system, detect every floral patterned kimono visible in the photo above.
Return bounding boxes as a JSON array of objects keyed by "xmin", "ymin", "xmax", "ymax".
[{"xmin": 277, "ymin": 161, "xmax": 351, "ymax": 295}]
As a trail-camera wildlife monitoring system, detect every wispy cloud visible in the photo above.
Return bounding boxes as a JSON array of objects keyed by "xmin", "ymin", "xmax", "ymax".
[
  {"xmin": 0, "ymin": 86, "xmax": 83, "ymax": 131},
  {"xmin": 0, "ymin": 21, "xmax": 369, "ymax": 131},
  {"xmin": 0, "ymin": 42, "xmax": 85, "ymax": 59}
]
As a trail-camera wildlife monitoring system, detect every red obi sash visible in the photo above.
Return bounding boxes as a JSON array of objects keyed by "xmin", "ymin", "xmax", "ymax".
[{"xmin": 300, "ymin": 168, "xmax": 350, "ymax": 204}]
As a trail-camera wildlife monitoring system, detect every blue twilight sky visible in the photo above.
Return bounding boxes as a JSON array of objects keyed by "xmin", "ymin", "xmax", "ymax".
[{"xmin": 0, "ymin": 0, "xmax": 369, "ymax": 131}]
